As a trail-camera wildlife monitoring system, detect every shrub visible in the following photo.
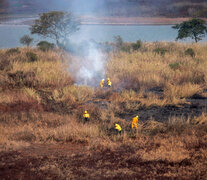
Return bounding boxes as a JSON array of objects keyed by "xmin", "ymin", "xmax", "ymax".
[
  {"xmin": 0, "ymin": 55, "xmax": 12, "ymax": 71},
  {"xmin": 169, "ymin": 62, "xmax": 180, "ymax": 71},
  {"xmin": 52, "ymin": 85, "xmax": 93, "ymax": 104},
  {"xmin": 185, "ymin": 48, "xmax": 195, "ymax": 58},
  {"xmin": 153, "ymin": 47, "xmax": 168, "ymax": 56},
  {"xmin": 37, "ymin": 41, "xmax": 55, "ymax": 52},
  {"xmin": 6, "ymin": 48, "xmax": 20, "ymax": 55},
  {"xmin": 26, "ymin": 52, "xmax": 38, "ymax": 62},
  {"xmin": 7, "ymin": 71, "xmax": 37, "ymax": 88},
  {"xmin": 23, "ymin": 87, "xmax": 41, "ymax": 103},
  {"xmin": 131, "ymin": 40, "xmax": 142, "ymax": 51}
]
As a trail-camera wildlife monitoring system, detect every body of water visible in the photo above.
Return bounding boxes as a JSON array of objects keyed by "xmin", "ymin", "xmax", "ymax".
[
  {"xmin": 0, "ymin": 23, "xmax": 206, "ymax": 48},
  {"xmin": 72, "ymin": 24, "xmax": 178, "ymax": 43}
]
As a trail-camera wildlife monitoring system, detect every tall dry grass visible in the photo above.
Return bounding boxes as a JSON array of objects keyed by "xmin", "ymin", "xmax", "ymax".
[
  {"xmin": 106, "ymin": 42, "xmax": 207, "ymax": 105},
  {"xmin": 0, "ymin": 43, "xmax": 207, "ymax": 172}
]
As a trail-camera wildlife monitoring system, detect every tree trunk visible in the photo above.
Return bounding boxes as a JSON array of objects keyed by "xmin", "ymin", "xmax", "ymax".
[{"xmin": 193, "ymin": 32, "xmax": 198, "ymax": 43}]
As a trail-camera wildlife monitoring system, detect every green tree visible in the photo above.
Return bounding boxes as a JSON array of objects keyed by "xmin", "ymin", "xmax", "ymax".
[
  {"xmin": 173, "ymin": 18, "xmax": 207, "ymax": 42},
  {"xmin": 30, "ymin": 11, "xmax": 80, "ymax": 47},
  {"xmin": 20, "ymin": 35, "xmax": 33, "ymax": 47}
]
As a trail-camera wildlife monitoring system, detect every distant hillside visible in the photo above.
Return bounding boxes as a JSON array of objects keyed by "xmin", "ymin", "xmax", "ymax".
[
  {"xmin": 0, "ymin": 0, "xmax": 9, "ymax": 14},
  {"xmin": 1, "ymin": 0, "xmax": 207, "ymax": 18}
]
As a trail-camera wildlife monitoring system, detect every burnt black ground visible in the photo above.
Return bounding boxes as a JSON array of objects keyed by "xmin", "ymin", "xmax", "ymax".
[{"xmin": 119, "ymin": 100, "xmax": 207, "ymax": 122}]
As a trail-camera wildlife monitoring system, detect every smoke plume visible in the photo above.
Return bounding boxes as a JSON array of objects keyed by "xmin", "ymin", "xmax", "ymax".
[
  {"xmin": 68, "ymin": 38, "xmax": 107, "ymax": 87},
  {"xmin": 65, "ymin": 0, "xmax": 108, "ymax": 86}
]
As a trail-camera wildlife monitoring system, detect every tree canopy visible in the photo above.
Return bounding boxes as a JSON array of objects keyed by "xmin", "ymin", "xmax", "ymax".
[
  {"xmin": 20, "ymin": 35, "xmax": 33, "ymax": 47},
  {"xmin": 173, "ymin": 18, "xmax": 207, "ymax": 42},
  {"xmin": 30, "ymin": 11, "xmax": 80, "ymax": 47}
]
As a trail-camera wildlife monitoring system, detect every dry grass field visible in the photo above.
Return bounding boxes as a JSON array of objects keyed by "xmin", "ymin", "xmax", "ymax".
[{"xmin": 0, "ymin": 42, "xmax": 207, "ymax": 179}]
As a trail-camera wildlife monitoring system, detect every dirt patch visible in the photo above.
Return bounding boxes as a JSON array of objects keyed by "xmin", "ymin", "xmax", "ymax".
[
  {"xmin": 0, "ymin": 101, "xmax": 43, "ymax": 112},
  {"xmin": 0, "ymin": 143, "xmax": 86, "ymax": 180},
  {"xmin": 20, "ymin": 143, "xmax": 86, "ymax": 157},
  {"xmin": 1, "ymin": 142, "xmax": 206, "ymax": 179}
]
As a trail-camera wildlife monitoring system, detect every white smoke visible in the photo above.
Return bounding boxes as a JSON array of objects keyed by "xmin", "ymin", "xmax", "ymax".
[
  {"xmin": 6, "ymin": 0, "xmax": 108, "ymax": 87},
  {"xmin": 69, "ymin": 40, "xmax": 107, "ymax": 87},
  {"xmin": 67, "ymin": 0, "xmax": 107, "ymax": 87}
]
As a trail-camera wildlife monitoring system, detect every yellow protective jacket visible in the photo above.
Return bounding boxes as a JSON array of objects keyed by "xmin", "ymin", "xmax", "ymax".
[
  {"xmin": 115, "ymin": 123, "xmax": 122, "ymax": 131},
  {"xmin": 100, "ymin": 79, "xmax": 104, "ymax": 88},
  {"xmin": 132, "ymin": 116, "xmax": 138, "ymax": 129},
  {"xmin": 83, "ymin": 112, "xmax": 90, "ymax": 118},
  {"xmin": 107, "ymin": 80, "xmax": 112, "ymax": 86}
]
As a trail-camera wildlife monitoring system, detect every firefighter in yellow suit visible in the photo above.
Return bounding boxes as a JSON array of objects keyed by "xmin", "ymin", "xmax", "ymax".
[
  {"xmin": 115, "ymin": 123, "xmax": 122, "ymax": 135},
  {"xmin": 100, "ymin": 79, "xmax": 104, "ymax": 88},
  {"xmin": 83, "ymin": 110, "xmax": 90, "ymax": 123},
  {"xmin": 132, "ymin": 115, "xmax": 138, "ymax": 129},
  {"xmin": 107, "ymin": 78, "xmax": 112, "ymax": 87}
]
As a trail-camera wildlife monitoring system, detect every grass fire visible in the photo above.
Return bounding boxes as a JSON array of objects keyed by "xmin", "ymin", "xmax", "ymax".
[
  {"xmin": 0, "ymin": 41, "xmax": 207, "ymax": 179},
  {"xmin": 1, "ymin": 1, "xmax": 207, "ymax": 179}
]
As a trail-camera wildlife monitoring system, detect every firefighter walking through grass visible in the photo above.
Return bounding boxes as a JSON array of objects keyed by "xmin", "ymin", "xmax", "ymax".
[
  {"xmin": 100, "ymin": 79, "xmax": 104, "ymax": 88},
  {"xmin": 131, "ymin": 115, "xmax": 138, "ymax": 129},
  {"xmin": 83, "ymin": 110, "xmax": 90, "ymax": 123}
]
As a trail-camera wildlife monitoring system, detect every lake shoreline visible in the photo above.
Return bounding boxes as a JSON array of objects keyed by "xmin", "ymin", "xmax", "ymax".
[
  {"xmin": 81, "ymin": 17, "xmax": 207, "ymax": 25},
  {"xmin": 0, "ymin": 15, "xmax": 207, "ymax": 26}
]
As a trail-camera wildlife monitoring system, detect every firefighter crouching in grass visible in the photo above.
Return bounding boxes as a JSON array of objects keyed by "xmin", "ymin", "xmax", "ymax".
[
  {"xmin": 100, "ymin": 79, "xmax": 104, "ymax": 88},
  {"xmin": 115, "ymin": 123, "xmax": 122, "ymax": 135},
  {"xmin": 107, "ymin": 78, "xmax": 112, "ymax": 87},
  {"xmin": 83, "ymin": 110, "xmax": 90, "ymax": 123}
]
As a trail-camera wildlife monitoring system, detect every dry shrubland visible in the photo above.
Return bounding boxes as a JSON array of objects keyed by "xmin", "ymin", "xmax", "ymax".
[{"xmin": 0, "ymin": 43, "xmax": 207, "ymax": 179}]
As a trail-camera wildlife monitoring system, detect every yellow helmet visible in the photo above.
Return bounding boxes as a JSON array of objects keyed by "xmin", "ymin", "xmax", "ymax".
[
  {"xmin": 85, "ymin": 110, "xmax": 88, "ymax": 114},
  {"xmin": 136, "ymin": 115, "xmax": 138, "ymax": 118},
  {"xmin": 107, "ymin": 78, "xmax": 110, "ymax": 80}
]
